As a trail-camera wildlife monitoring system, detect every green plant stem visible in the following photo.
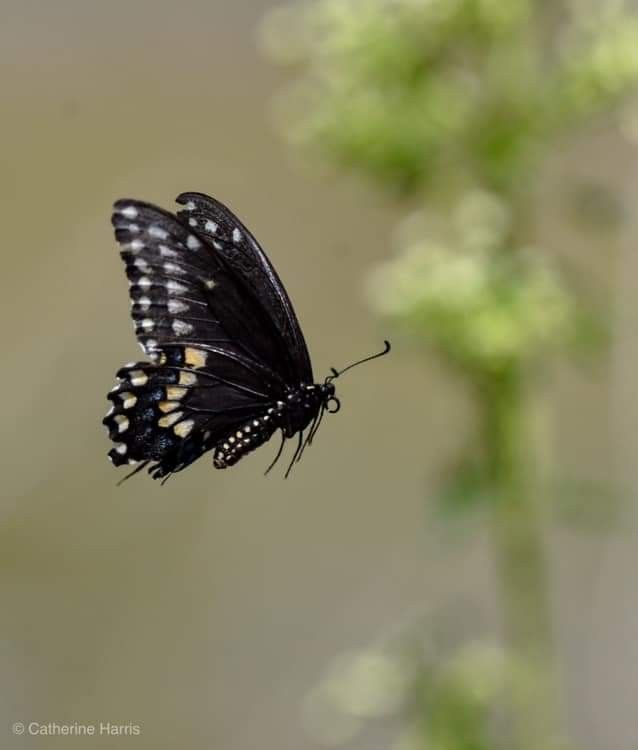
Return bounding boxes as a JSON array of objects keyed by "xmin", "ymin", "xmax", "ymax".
[{"xmin": 480, "ymin": 367, "xmax": 557, "ymax": 749}]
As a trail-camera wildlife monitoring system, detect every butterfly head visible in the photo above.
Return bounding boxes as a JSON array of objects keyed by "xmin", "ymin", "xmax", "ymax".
[{"xmin": 318, "ymin": 381, "xmax": 340, "ymax": 414}]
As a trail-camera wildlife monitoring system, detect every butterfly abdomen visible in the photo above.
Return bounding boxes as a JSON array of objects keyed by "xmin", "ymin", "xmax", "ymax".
[
  {"xmin": 213, "ymin": 413, "xmax": 279, "ymax": 469},
  {"xmin": 212, "ymin": 385, "xmax": 328, "ymax": 469}
]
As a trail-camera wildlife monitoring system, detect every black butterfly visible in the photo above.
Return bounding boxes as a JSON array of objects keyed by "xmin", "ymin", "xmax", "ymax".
[{"xmin": 103, "ymin": 192, "xmax": 390, "ymax": 482}]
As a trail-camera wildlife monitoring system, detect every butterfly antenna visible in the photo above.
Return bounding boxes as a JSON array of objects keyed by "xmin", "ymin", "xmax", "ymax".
[{"xmin": 328, "ymin": 340, "xmax": 391, "ymax": 380}]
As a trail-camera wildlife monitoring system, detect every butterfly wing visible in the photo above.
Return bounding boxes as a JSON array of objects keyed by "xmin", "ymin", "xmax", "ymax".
[
  {"xmin": 103, "ymin": 357, "xmax": 269, "ymax": 478},
  {"xmin": 175, "ymin": 192, "xmax": 313, "ymax": 385},
  {"xmin": 111, "ymin": 199, "xmax": 294, "ymax": 383},
  {"xmin": 104, "ymin": 198, "xmax": 297, "ymax": 477}
]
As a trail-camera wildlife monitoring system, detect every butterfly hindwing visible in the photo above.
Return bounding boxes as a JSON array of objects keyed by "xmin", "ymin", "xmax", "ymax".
[{"xmin": 103, "ymin": 352, "xmax": 272, "ymax": 478}]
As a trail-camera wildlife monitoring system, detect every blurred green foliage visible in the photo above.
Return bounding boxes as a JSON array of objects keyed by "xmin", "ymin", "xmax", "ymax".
[
  {"xmin": 264, "ymin": 0, "xmax": 638, "ymax": 748},
  {"xmin": 302, "ymin": 623, "xmax": 565, "ymax": 750},
  {"xmin": 264, "ymin": 0, "xmax": 638, "ymax": 195}
]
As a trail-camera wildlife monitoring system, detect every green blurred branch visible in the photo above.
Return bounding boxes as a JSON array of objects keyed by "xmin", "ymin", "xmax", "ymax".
[{"xmin": 481, "ymin": 367, "xmax": 556, "ymax": 747}]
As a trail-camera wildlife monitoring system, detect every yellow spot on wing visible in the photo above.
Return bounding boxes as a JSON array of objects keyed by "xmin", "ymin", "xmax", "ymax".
[
  {"xmin": 179, "ymin": 371, "xmax": 197, "ymax": 386},
  {"xmin": 114, "ymin": 414, "xmax": 129, "ymax": 432},
  {"xmin": 174, "ymin": 419, "xmax": 194, "ymax": 438},
  {"xmin": 166, "ymin": 386, "xmax": 187, "ymax": 400},
  {"xmin": 158, "ymin": 411, "xmax": 182, "ymax": 428},
  {"xmin": 184, "ymin": 347, "xmax": 207, "ymax": 368},
  {"xmin": 120, "ymin": 392, "xmax": 137, "ymax": 409},
  {"xmin": 129, "ymin": 370, "xmax": 148, "ymax": 386},
  {"xmin": 159, "ymin": 401, "xmax": 180, "ymax": 414}
]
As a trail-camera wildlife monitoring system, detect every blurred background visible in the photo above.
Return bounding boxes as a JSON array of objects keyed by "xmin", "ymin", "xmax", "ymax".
[{"xmin": 3, "ymin": 0, "xmax": 638, "ymax": 748}]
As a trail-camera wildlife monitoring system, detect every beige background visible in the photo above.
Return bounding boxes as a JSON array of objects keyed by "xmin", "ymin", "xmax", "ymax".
[{"xmin": 1, "ymin": 1, "xmax": 638, "ymax": 748}]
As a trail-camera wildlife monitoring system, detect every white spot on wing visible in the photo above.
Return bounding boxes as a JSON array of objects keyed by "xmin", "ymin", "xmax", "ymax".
[
  {"xmin": 114, "ymin": 414, "xmax": 129, "ymax": 433},
  {"xmin": 159, "ymin": 244, "xmax": 178, "ymax": 259},
  {"xmin": 148, "ymin": 225, "xmax": 169, "ymax": 240},
  {"xmin": 187, "ymin": 235, "xmax": 201, "ymax": 250},
  {"xmin": 115, "ymin": 442, "xmax": 127, "ymax": 454},
  {"xmin": 134, "ymin": 258, "xmax": 150, "ymax": 272},
  {"xmin": 172, "ymin": 320, "xmax": 194, "ymax": 336},
  {"xmin": 124, "ymin": 239, "xmax": 144, "ymax": 253},
  {"xmin": 166, "ymin": 280, "xmax": 188, "ymax": 295},
  {"xmin": 137, "ymin": 296, "xmax": 151, "ymax": 311},
  {"xmin": 185, "ymin": 200, "xmax": 196, "ymax": 211},
  {"xmin": 139, "ymin": 318, "xmax": 154, "ymax": 332},
  {"xmin": 164, "ymin": 262, "xmax": 185, "ymax": 275},
  {"xmin": 120, "ymin": 205, "xmax": 138, "ymax": 219},
  {"xmin": 119, "ymin": 392, "xmax": 137, "ymax": 409},
  {"xmin": 205, "ymin": 220, "xmax": 218, "ymax": 234},
  {"xmin": 232, "ymin": 228, "xmax": 242, "ymax": 244},
  {"xmin": 138, "ymin": 276, "xmax": 152, "ymax": 290},
  {"xmin": 168, "ymin": 299, "xmax": 189, "ymax": 314}
]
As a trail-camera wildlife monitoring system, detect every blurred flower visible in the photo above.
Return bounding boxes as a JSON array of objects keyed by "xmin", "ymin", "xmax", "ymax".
[
  {"xmin": 557, "ymin": 11, "xmax": 638, "ymax": 122},
  {"xmin": 301, "ymin": 631, "xmax": 565, "ymax": 750},
  {"xmin": 302, "ymin": 648, "xmax": 410, "ymax": 744},
  {"xmin": 453, "ymin": 190, "xmax": 512, "ymax": 253},
  {"xmin": 367, "ymin": 211, "xmax": 575, "ymax": 373}
]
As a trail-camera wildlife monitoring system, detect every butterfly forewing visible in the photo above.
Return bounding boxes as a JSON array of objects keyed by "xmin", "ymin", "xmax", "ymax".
[{"xmin": 175, "ymin": 192, "xmax": 313, "ymax": 385}]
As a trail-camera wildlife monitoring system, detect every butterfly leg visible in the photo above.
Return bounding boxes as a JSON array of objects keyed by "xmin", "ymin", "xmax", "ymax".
[
  {"xmin": 307, "ymin": 406, "xmax": 326, "ymax": 446},
  {"xmin": 284, "ymin": 430, "xmax": 305, "ymax": 479},
  {"xmin": 116, "ymin": 460, "xmax": 151, "ymax": 486},
  {"xmin": 295, "ymin": 412, "xmax": 320, "ymax": 466},
  {"xmin": 264, "ymin": 430, "xmax": 286, "ymax": 476}
]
